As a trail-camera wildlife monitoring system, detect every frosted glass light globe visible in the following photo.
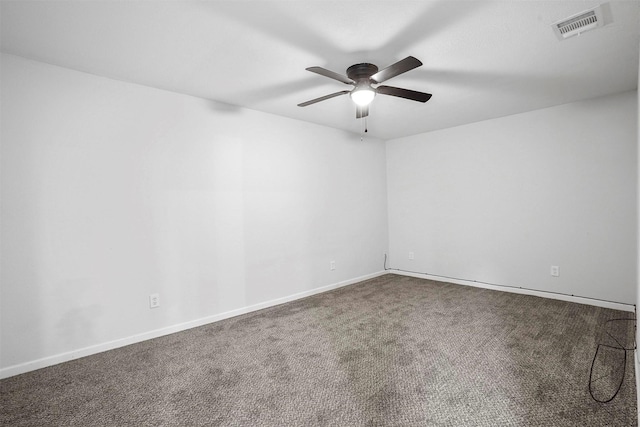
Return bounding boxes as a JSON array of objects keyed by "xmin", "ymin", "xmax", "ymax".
[{"xmin": 350, "ymin": 88, "xmax": 375, "ymax": 106}]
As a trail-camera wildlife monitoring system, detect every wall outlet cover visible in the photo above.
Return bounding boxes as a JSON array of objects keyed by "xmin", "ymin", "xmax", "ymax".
[{"xmin": 149, "ymin": 293, "xmax": 160, "ymax": 308}]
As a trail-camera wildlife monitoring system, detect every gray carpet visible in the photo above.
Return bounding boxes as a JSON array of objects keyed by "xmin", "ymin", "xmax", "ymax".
[{"xmin": 1, "ymin": 274, "xmax": 637, "ymax": 426}]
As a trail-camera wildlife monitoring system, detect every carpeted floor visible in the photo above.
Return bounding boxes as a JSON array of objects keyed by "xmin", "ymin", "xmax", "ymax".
[{"xmin": 1, "ymin": 274, "xmax": 637, "ymax": 426}]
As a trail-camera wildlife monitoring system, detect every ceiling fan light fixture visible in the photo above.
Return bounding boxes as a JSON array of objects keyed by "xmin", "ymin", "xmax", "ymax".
[
  {"xmin": 299, "ymin": 56, "xmax": 431, "ymax": 117},
  {"xmin": 350, "ymin": 86, "xmax": 376, "ymax": 106}
]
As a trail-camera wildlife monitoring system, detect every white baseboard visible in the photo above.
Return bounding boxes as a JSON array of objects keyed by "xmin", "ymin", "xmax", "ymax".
[
  {"xmin": 0, "ymin": 271, "xmax": 386, "ymax": 379},
  {"xmin": 389, "ymin": 270, "xmax": 635, "ymax": 312}
]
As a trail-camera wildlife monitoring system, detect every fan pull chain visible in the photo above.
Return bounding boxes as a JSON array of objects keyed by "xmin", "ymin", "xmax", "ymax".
[{"xmin": 360, "ymin": 117, "xmax": 368, "ymax": 141}]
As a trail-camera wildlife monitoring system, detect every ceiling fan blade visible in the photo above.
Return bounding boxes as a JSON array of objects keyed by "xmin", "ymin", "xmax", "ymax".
[
  {"xmin": 370, "ymin": 56, "xmax": 423, "ymax": 84},
  {"xmin": 356, "ymin": 105, "xmax": 369, "ymax": 119},
  {"xmin": 297, "ymin": 90, "xmax": 351, "ymax": 107},
  {"xmin": 306, "ymin": 66, "xmax": 354, "ymax": 85},
  {"xmin": 376, "ymin": 85, "xmax": 432, "ymax": 103}
]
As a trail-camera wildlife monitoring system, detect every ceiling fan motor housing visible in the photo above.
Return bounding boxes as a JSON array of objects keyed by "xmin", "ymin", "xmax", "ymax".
[
  {"xmin": 346, "ymin": 63, "xmax": 379, "ymax": 82},
  {"xmin": 347, "ymin": 64, "xmax": 378, "ymax": 106}
]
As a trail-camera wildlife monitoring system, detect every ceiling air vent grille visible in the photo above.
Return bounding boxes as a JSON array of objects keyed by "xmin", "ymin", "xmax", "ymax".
[{"xmin": 552, "ymin": 5, "xmax": 605, "ymax": 40}]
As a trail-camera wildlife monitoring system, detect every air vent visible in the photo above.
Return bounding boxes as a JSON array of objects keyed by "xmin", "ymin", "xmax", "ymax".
[{"xmin": 552, "ymin": 5, "xmax": 605, "ymax": 40}]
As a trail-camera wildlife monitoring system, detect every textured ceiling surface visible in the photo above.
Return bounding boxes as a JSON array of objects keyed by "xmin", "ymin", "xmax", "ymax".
[{"xmin": 1, "ymin": 0, "xmax": 639, "ymax": 139}]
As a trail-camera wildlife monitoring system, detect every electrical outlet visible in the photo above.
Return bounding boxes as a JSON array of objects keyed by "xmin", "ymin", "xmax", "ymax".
[
  {"xmin": 149, "ymin": 293, "xmax": 160, "ymax": 308},
  {"xmin": 550, "ymin": 266, "xmax": 560, "ymax": 277},
  {"xmin": 330, "ymin": 261, "xmax": 336, "ymax": 271},
  {"xmin": 409, "ymin": 252, "xmax": 414, "ymax": 260}
]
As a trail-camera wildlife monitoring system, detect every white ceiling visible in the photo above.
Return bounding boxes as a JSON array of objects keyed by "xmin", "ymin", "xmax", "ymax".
[{"xmin": 1, "ymin": 0, "xmax": 638, "ymax": 140}]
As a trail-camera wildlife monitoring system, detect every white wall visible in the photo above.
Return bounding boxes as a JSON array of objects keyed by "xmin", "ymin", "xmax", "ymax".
[
  {"xmin": 0, "ymin": 54, "xmax": 388, "ymax": 375},
  {"xmin": 387, "ymin": 91, "xmax": 637, "ymax": 304},
  {"xmin": 636, "ymin": 43, "xmax": 640, "ymax": 414}
]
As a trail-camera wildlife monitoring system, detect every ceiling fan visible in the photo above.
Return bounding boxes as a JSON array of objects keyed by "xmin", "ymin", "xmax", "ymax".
[{"xmin": 297, "ymin": 56, "xmax": 432, "ymax": 119}]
